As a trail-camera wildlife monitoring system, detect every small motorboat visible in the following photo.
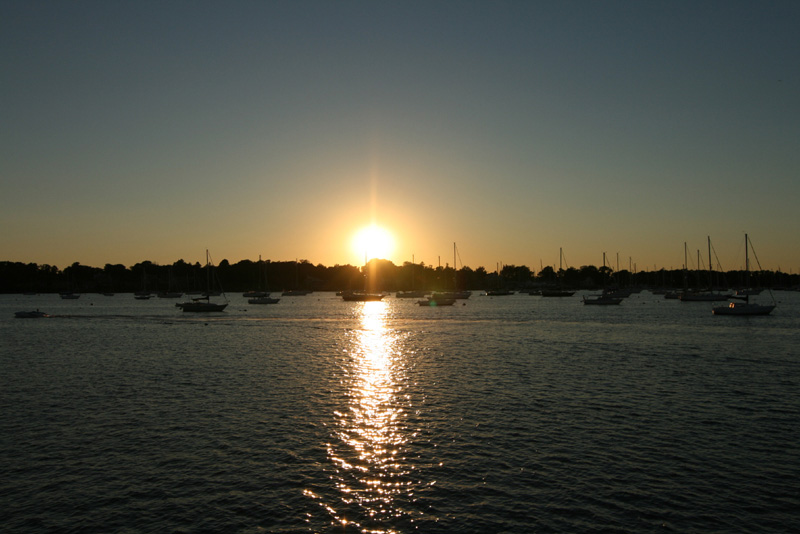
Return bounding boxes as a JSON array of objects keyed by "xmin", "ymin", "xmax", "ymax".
[{"xmin": 15, "ymin": 310, "xmax": 49, "ymax": 318}]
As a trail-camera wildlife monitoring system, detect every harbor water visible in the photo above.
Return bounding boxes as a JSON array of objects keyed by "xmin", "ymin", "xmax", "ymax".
[{"xmin": 2, "ymin": 291, "xmax": 799, "ymax": 533}]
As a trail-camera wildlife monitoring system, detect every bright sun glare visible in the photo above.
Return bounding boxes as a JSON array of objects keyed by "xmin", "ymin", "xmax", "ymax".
[{"xmin": 352, "ymin": 225, "xmax": 395, "ymax": 263}]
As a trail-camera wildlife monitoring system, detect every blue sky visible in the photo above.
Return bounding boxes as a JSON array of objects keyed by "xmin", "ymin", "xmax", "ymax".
[{"xmin": 2, "ymin": 1, "xmax": 798, "ymax": 272}]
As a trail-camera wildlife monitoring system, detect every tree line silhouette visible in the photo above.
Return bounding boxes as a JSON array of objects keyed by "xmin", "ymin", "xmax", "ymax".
[{"xmin": 1, "ymin": 258, "xmax": 797, "ymax": 294}]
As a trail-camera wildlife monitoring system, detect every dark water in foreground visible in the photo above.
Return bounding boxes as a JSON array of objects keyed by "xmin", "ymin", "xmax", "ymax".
[{"xmin": 2, "ymin": 291, "xmax": 799, "ymax": 533}]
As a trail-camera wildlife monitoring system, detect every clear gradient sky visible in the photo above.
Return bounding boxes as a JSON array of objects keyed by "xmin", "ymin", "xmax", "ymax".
[{"xmin": 2, "ymin": 1, "xmax": 798, "ymax": 273}]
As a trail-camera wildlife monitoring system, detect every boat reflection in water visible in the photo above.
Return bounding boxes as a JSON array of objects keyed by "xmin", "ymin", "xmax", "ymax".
[{"xmin": 320, "ymin": 300, "xmax": 416, "ymax": 532}]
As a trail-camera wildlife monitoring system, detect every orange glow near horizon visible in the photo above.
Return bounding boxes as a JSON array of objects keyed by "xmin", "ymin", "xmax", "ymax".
[{"xmin": 352, "ymin": 224, "xmax": 396, "ymax": 264}]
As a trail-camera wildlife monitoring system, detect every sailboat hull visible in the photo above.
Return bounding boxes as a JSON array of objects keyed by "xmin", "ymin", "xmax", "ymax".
[
  {"xmin": 711, "ymin": 234, "xmax": 776, "ymax": 316},
  {"xmin": 583, "ymin": 295, "xmax": 623, "ymax": 305},
  {"xmin": 177, "ymin": 250, "xmax": 228, "ymax": 312},
  {"xmin": 396, "ymin": 290, "xmax": 427, "ymax": 298},
  {"xmin": 432, "ymin": 291, "xmax": 470, "ymax": 299},
  {"xmin": 341, "ymin": 293, "xmax": 383, "ymax": 302},
  {"xmin": 418, "ymin": 298, "xmax": 455, "ymax": 306},
  {"xmin": 712, "ymin": 303, "xmax": 775, "ymax": 316},
  {"xmin": 180, "ymin": 302, "xmax": 228, "ymax": 312},
  {"xmin": 248, "ymin": 297, "xmax": 280, "ymax": 304}
]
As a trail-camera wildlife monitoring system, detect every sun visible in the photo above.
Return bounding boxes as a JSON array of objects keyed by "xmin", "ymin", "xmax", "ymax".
[{"xmin": 352, "ymin": 225, "xmax": 395, "ymax": 263}]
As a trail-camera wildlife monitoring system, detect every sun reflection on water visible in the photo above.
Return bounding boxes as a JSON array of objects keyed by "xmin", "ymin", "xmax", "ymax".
[{"xmin": 323, "ymin": 300, "xmax": 415, "ymax": 532}]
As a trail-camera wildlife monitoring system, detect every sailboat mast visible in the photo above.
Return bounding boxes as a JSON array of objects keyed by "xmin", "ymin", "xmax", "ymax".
[
  {"xmin": 602, "ymin": 252, "xmax": 607, "ymax": 289},
  {"xmin": 707, "ymin": 236, "xmax": 713, "ymax": 290},
  {"xmin": 683, "ymin": 242, "xmax": 688, "ymax": 291},
  {"xmin": 745, "ymin": 233, "xmax": 750, "ymax": 304},
  {"xmin": 453, "ymin": 242, "xmax": 457, "ymax": 290},
  {"xmin": 696, "ymin": 249, "xmax": 701, "ymax": 290},
  {"xmin": 412, "ymin": 254, "xmax": 415, "ymax": 290},
  {"xmin": 206, "ymin": 249, "xmax": 210, "ymax": 292}
]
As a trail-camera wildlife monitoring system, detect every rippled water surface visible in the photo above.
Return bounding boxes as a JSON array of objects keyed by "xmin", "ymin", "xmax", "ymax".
[{"xmin": 2, "ymin": 291, "xmax": 799, "ymax": 532}]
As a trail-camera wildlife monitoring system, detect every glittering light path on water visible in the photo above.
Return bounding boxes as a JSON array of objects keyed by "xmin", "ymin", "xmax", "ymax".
[{"xmin": 310, "ymin": 301, "xmax": 422, "ymax": 532}]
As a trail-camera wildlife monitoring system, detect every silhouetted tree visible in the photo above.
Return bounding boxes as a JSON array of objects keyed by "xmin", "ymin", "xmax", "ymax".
[
  {"xmin": 2, "ymin": 257, "xmax": 799, "ymax": 293},
  {"xmin": 537, "ymin": 265, "xmax": 556, "ymax": 281}
]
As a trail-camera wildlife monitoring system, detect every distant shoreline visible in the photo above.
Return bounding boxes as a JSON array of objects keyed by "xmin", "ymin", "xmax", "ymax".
[{"xmin": 2, "ymin": 259, "xmax": 798, "ymax": 294}]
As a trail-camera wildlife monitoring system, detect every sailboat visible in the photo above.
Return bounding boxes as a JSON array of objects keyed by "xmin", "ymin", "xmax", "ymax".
[
  {"xmin": 583, "ymin": 252, "xmax": 623, "ymax": 305},
  {"xmin": 486, "ymin": 261, "xmax": 514, "ymax": 296},
  {"xmin": 282, "ymin": 260, "xmax": 313, "ymax": 296},
  {"xmin": 176, "ymin": 250, "xmax": 228, "ymax": 312},
  {"xmin": 712, "ymin": 234, "xmax": 776, "ymax": 316},
  {"xmin": 680, "ymin": 237, "xmax": 730, "ymax": 302},
  {"xmin": 665, "ymin": 243, "xmax": 690, "ymax": 300},
  {"xmin": 419, "ymin": 243, "xmax": 465, "ymax": 305},
  {"xmin": 247, "ymin": 257, "xmax": 280, "ymax": 304},
  {"xmin": 158, "ymin": 267, "xmax": 183, "ymax": 298},
  {"xmin": 342, "ymin": 255, "xmax": 384, "ymax": 301},
  {"xmin": 61, "ymin": 271, "xmax": 80, "ymax": 299},
  {"xmin": 396, "ymin": 290, "xmax": 427, "ymax": 298},
  {"xmin": 243, "ymin": 255, "xmax": 269, "ymax": 298},
  {"xmin": 396, "ymin": 255, "xmax": 427, "ymax": 298},
  {"xmin": 134, "ymin": 264, "xmax": 152, "ymax": 299},
  {"xmin": 417, "ymin": 293, "xmax": 456, "ymax": 306},
  {"xmin": 541, "ymin": 248, "xmax": 575, "ymax": 297},
  {"xmin": 342, "ymin": 290, "xmax": 383, "ymax": 302},
  {"xmin": 249, "ymin": 294, "xmax": 280, "ymax": 304},
  {"xmin": 431, "ymin": 243, "xmax": 471, "ymax": 299}
]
